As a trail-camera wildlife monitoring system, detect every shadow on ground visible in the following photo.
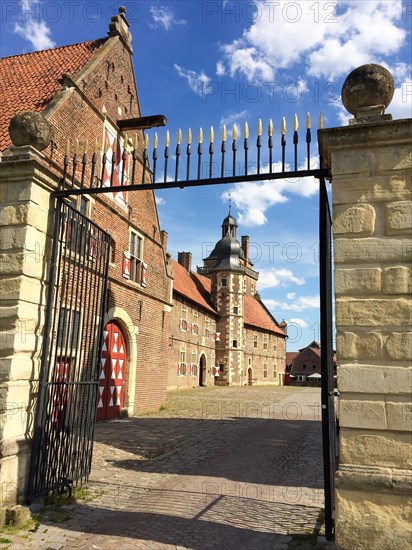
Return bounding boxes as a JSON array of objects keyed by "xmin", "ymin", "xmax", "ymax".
[{"xmin": 92, "ymin": 416, "xmax": 323, "ymax": 489}]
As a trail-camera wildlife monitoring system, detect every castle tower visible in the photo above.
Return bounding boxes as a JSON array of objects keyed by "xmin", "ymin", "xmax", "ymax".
[{"xmin": 198, "ymin": 210, "xmax": 259, "ymax": 384}]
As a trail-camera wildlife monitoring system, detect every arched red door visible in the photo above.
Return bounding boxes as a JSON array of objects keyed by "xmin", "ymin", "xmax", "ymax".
[{"xmin": 96, "ymin": 322, "xmax": 126, "ymax": 421}]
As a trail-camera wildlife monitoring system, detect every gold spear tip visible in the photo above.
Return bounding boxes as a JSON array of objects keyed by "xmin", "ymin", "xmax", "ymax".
[
  {"xmin": 306, "ymin": 112, "xmax": 311, "ymax": 129},
  {"xmin": 74, "ymin": 138, "xmax": 79, "ymax": 154},
  {"xmin": 257, "ymin": 118, "xmax": 262, "ymax": 136},
  {"xmin": 84, "ymin": 139, "xmax": 89, "ymax": 154},
  {"xmin": 268, "ymin": 118, "xmax": 273, "ymax": 136},
  {"xmin": 232, "ymin": 124, "xmax": 238, "ymax": 140},
  {"xmin": 165, "ymin": 130, "xmax": 170, "ymax": 147},
  {"xmin": 293, "ymin": 114, "xmax": 299, "ymax": 132},
  {"xmin": 319, "ymin": 112, "xmax": 324, "ymax": 129},
  {"xmin": 210, "ymin": 126, "xmax": 214, "ymax": 143},
  {"xmin": 198, "ymin": 128, "xmax": 203, "ymax": 144},
  {"xmin": 281, "ymin": 117, "xmax": 286, "ymax": 135},
  {"xmin": 187, "ymin": 128, "xmax": 192, "ymax": 144},
  {"xmin": 134, "ymin": 134, "xmax": 138, "ymax": 150},
  {"xmin": 65, "ymin": 139, "xmax": 70, "ymax": 155},
  {"xmin": 144, "ymin": 133, "xmax": 149, "ymax": 149},
  {"xmin": 221, "ymin": 124, "xmax": 227, "ymax": 141},
  {"xmin": 244, "ymin": 121, "xmax": 249, "ymax": 139},
  {"xmin": 177, "ymin": 128, "xmax": 182, "ymax": 145},
  {"xmin": 154, "ymin": 132, "xmax": 158, "ymax": 148}
]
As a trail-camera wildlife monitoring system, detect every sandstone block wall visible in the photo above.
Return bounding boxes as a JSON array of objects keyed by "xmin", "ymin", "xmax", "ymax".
[
  {"xmin": 0, "ymin": 147, "xmax": 57, "ymax": 509},
  {"xmin": 319, "ymin": 118, "xmax": 412, "ymax": 549}
]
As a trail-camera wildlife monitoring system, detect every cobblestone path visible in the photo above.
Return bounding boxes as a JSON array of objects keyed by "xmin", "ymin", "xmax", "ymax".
[{"xmin": 7, "ymin": 386, "xmax": 327, "ymax": 549}]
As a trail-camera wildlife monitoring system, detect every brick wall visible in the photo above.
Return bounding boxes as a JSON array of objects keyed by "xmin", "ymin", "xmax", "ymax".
[
  {"xmin": 243, "ymin": 326, "xmax": 286, "ymax": 385},
  {"xmin": 168, "ymin": 295, "xmax": 217, "ymax": 389}
]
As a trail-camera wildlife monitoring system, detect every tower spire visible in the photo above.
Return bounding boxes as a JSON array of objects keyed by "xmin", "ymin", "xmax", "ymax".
[{"xmin": 221, "ymin": 207, "xmax": 237, "ymax": 238}]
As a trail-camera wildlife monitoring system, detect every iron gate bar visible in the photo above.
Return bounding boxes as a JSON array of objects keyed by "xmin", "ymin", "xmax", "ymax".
[
  {"xmin": 52, "ymin": 168, "xmax": 330, "ymax": 198},
  {"xmin": 319, "ymin": 175, "xmax": 336, "ymax": 541},
  {"xmin": 27, "ymin": 198, "xmax": 111, "ymax": 502}
]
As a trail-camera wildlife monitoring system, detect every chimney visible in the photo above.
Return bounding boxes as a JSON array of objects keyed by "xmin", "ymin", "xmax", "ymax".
[
  {"xmin": 160, "ymin": 230, "xmax": 168, "ymax": 251},
  {"xmin": 241, "ymin": 235, "xmax": 250, "ymax": 262},
  {"xmin": 178, "ymin": 252, "xmax": 192, "ymax": 272}
]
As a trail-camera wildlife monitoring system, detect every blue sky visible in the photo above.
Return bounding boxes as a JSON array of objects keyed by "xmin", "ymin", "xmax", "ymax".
[{"xmin": 1, "ymin": 1, "xmax": 411, "ymax": 350}]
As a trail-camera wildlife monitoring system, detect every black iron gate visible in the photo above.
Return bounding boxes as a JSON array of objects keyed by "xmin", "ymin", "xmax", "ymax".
[
  {"xmin": 27, "ymin": 114, "xmax": 337, "ymax": 539},
  {"xmin": 27, "ymin": 198, "xmax": 110, "ymax": 501}
]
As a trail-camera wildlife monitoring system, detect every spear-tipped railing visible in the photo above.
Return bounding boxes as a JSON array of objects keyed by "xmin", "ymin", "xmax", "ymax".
[{"xmin": 55, "ymin": 113, "xmax": 328, "ymax": 197}]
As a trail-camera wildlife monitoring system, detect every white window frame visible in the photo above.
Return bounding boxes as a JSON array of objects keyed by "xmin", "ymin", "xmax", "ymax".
[
  {"xmin": 129, "ymin": 229, "xmax": 144, "ymax": 284},
  {"xmin": 180, "ymin": 304, "xmax": 188, "ymax": 331},
  {"xmin": 179, "ymin": 349, "xmax": 187, "ymax": 376}
]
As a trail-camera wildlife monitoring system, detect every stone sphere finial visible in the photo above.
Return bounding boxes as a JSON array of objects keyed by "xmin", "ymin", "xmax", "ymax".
[
  {"xmin": 342, "ymin": 64, "xmax": 395, "ymax": 119},
  {"xmin": 9, "ymin": 111, "xmax": 52, "ymax": 151}
]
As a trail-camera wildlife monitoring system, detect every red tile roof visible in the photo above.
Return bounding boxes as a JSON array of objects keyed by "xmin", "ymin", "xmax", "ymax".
[
  {"xmin": 0, "ymin": 39, "xmax": 107, "ymax": 151},
  {"xmin": 244, "ymin": 294, "xmax": 286, "ymax": 336},
  {"xmin": 172, "ymin": 260, "xmax": 217, "ymax": 315},
  {"xmin": 172, "ymin": 259, "xmax": 285, "ymax": 336},
  {"xmin": 286, "ymin": 351, "xmax": 299, "ymax": 366}
]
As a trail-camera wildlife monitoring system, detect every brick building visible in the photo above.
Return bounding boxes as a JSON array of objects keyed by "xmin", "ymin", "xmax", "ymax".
[
  {"xmin": 0, "ymin": 8, "xmax": 174, "ymax": 421},
  {"xmin": 287, "ymin": 341, "xmax": 337, "ymax": 383},
  {"xmin": 0, "ymin": 8, "xmax": 177, "ymax": 505},
  {"xmin": 168, "ymin": 211, "xmax": 287, "ymax": 389}
]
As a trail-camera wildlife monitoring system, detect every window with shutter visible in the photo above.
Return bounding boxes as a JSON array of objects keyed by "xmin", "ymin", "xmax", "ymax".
[{"xmin": 129, "ymin": 230, "xmax": 144, "ymax": 284}]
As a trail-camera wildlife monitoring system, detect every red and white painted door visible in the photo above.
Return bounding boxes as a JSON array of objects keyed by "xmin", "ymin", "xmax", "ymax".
[{"xmin": 96, "ymin": 322, "xmax": 126, "ymax": 421}]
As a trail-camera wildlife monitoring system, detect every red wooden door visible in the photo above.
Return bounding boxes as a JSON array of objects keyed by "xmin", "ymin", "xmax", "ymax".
[
  {"xmin": 96, "ymin": 322, "xmax": 126, "ymax": 421},
  {"xmin": 53, "ymin": 358, "xmax": 70, "ymax": 429}
]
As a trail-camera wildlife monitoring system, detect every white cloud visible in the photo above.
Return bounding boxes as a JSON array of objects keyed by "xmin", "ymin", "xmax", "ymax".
[
  {"xmin": 258, "ymin": 268, "xmax": 305, "ymax": 289},
  {"xmin": 149, "ymin": 5, "xmax": 186, "ymax": 31},
  {"xmin": 216, "ymin": 61, "xmax": 226, "ymax": 76},
  {"xmin": 221, "ymin": 157, "xmax": 319, "ymax": 227},
  {"xmin": 390, "ymin": 63, "xmax": 412, "ymax": 84},
  {"xmin": 220, "ymin": 110, "xmax": 249, "ymax": 127},
  {"xmin": 174, "ymin": 64, "xmax": 211, "ymax": 97},
  {"xmin": 265, "ymin": 294, "xmax": 320, "ymax": 312},
  {"xmin": 155, "ymin": 196, "xmax": 166, "ymax": 205},
  {"xmin": 389, "ymin": 83, "xmax": 412, "ymax": 120},
  {"xmin": 218, "ymin": 1, "xmax": 406, "ymax": 81},
  {"xmin": 289, "ymin": 318, "xmax": 309, "ymax": 329},
  {"xmin": 14, "ymin": 1, "xmax": 55, "ymax": 50}
]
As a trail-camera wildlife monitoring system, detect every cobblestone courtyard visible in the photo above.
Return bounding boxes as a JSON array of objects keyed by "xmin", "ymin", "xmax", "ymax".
[{"xmin": 6, "ymin": 385, "xmax": 328, "ymax": 549}]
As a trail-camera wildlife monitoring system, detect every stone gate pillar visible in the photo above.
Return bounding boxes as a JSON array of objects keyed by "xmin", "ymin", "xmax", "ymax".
[
  {"xmin": 0, "ymin": 140, "xmax": 57, "ymax": 513},
  {"xmin": 319, "ymin": 65, "xmax": 412, "ymax": 549}
]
